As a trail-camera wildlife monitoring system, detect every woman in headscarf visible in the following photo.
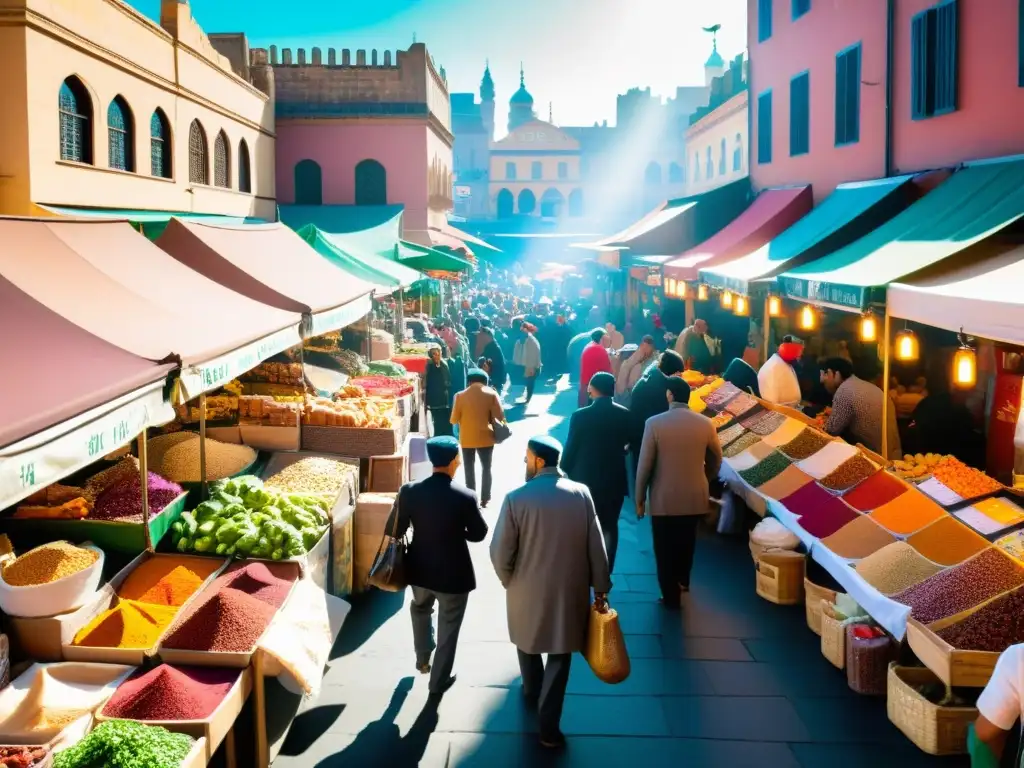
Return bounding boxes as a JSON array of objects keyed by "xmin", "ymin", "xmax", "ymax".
[{"xmin": 757, "ymin": 335, "xmax": 804, "ymax": 407}]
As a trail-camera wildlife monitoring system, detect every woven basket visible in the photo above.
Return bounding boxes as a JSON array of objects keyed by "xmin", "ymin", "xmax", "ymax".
[
  {"xmin": 887, "ymin": 665, "xmax": 976, "ymax": 755},
  {"xmin": 754, "ymin": 550, "xmax": 805, "ymax": 605},
  {"xmin": 302, "ymin": 425, "xmax": 401, "ymax": 458},
  {"xmin": 820, "ymin": 600, "xmax": 869, "ymax": 670},
  {"xmin": 804, "ymin": 578, "xmax": 839, "ymax": 636}
]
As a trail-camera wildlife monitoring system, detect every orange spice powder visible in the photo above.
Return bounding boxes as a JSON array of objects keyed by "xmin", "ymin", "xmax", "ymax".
[
  {"xmin": 907, "ymin": 515, "xmax": 991, "ymax": 566},
  {"xmin": 869, "ymin": 492, "xmax": 946, "ymax": 535}
]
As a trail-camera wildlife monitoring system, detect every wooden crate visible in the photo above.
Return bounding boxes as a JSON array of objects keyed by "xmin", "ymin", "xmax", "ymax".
[
  {"xmin": 754, "ymin": 551, "xmax": 805, "ymax": 605},
  {"xmin": 804, "ymin": 578, "xmax": 839, "ymax": 636},
  {"xmin": 368, "ymin": 454, "xmax": 407, "ymax": 493},
  {"xmin": 905, "ymin": 615, "xmax": 1000, "ymax": 688},
  {"xmin": 887, "ymin": 665, "xmax": 976, "ymax": 755}
]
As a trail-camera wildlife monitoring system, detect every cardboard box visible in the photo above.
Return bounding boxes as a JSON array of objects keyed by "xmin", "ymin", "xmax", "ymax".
[
  {"xmin": 368, "ymin": 454, "xmax": 407, "ymax": 493},
  {"xmin": 354, "ymin": 493, "xmax": 396, "ymax": 540},
  {"xmin": 331, "ymin": 505, "xmax": 355, "ymax": 598}
]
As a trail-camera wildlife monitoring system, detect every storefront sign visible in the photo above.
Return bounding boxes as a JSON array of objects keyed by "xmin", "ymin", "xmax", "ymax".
[
  {"xmin": 309, "ymin": 295, "xmax": 373, "ymax": 337},
  {"xmin": 0, "ymin": 384, "xmax": 173, "ymax": 509}
]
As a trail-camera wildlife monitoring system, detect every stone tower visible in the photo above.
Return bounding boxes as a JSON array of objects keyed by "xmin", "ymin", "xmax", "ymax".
[
  {"xmin": 480, "ymin": 61, "xmax": 495, "ymax": 141},
  {"xmin": 704, "ymin": 36, "xmax": 725, "ymax": 87}
]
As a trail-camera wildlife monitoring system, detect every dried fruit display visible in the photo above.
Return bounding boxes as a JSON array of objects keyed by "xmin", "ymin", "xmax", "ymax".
[
  {"xmin": 936, "ymin": 586, "xmax": 1024, "ymax": 651},
  {"xmin": 303, "ymin": 396, "xmax": 395, "ymax": 429},
  {"xmin": 929, "ymin": 456, "xmax": 1003, "ymax": 500},
  {"xmin": 891, "ymin": 452, "xmax": 947, "ymax": 481},
  {"xmin": 819, "ymin": 454, "xmax": 879, "ymax": 493}
]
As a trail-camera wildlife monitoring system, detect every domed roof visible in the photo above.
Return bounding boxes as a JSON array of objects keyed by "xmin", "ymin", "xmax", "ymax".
[
  {"xmin": 510, "ymin": 65, "xmax": 533, "ymax": 106},
  {"xmin": 705, "ymin": 42, "xmax": 724, "ymax": 69}
]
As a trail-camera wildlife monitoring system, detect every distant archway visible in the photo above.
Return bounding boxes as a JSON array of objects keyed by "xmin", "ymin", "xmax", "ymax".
[
  {"xmin": 517, "ymin": 188, "xmax": 536, "ymax": 215},
  {"xmin": 568, "ymin": 189, "xmax": 583, "ymax": 217},
  {"xmin": 668, "ymin": 162, "xmax": 684, "ymax": 183},
  {"xmin": 644, "ymin": 162, "xmax": 661, "ymax": 185},
  {"xmin": 540, "ymin": 188, "xmax": 564, "ymax": 218},
  {"xmin": 294, "ymin": 159, "xmax": 322, "ymax": 205},
  {"xmin": 355, "ymin": 159, "xmax": 387, "ymax": 205},
  {"xmin": 496, "ymin": 188, "xmax": 514, "ymax": 218}
]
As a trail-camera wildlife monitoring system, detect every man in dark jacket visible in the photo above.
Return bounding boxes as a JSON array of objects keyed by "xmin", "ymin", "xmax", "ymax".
[
  {"xmin": 477, "ymin": 327, "xmax": 507, "ymax": 394},
  {"xmin": 560, "ymin": 372, "xmax": 631, "ymax": 571},
  {"xmin": 387, "ymin": 436, "xmax": 488, "ymax": 696},
  {"xmin": 424, "ymin": 346, "xmax": 452, "ymax": 436},
  {"xmin": 628, "ymin": 350, "xmax": 685, "ymax": 492}
]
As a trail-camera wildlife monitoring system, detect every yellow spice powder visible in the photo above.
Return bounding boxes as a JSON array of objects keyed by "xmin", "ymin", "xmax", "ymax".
[{"xmin": 2, "ymin": 542, "xmax": 97, "ymax": 586}]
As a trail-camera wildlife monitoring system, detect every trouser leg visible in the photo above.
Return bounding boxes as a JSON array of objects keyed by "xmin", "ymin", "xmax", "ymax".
[
  {"xmin": 525, "ymin": 375, "xmax": 536, "ymax": 402},
  {"xmin": 409, "ymin": 587, "xmax": 437, "ymax": 667},
  {"xmin": 538, "ymin": 653, "xmax": 572, "ymax": 736},
  {"xmin": 677, "ymin": 515, "xmax": 700, "ymax": 589},
  {"xmin": 595, "ymin": 497, "xmax": 622, "ymax": 574},
  {"xmin": 650, "ymin": 516, "xmax": 680, "ymax": 604},
  {"xmin": 478, "ymin": 447, "xmax": 494, "ymax": 504},
  {"xmin": 517, "ymin": 648, "xmax": 544, "ymax": 700},
  {"xmin": 430, "ymin": 592, "xmax": 469, "ymax": 692},
  {"xmin": 462, "ymin": 448, "xmax": 477, "ymax": 492},
  {"xmin": 430, "ymin": 409, "xmax": 452, "ymax": 437}
]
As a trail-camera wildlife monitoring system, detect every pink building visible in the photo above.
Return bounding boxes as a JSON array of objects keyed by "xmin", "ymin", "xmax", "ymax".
[
  {"xmin": 747, "ymin": 0, "xmax": 1024, "ymax": 201},
  {"xmin": 261, "ymin": 43, "xmax": 453, "ymax": 240}
]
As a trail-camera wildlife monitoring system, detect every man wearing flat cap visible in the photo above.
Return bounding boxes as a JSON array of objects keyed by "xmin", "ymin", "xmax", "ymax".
[
  {"xmin": 386, "ymin": 436, "xmax": 488, "ymax": 696},
  {"xmin": 491, "ymin": 435, "xmax": 612, "ymax": 748},
  {"xmin": 560, "ymin": 371, "xmax": 632, "ymax": 571}
]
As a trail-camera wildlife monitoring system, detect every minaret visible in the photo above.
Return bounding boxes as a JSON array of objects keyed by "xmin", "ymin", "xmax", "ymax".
[
  {"xmin": 480, "ymin": 60, "xmax": 495, "ymax": 141},
  {"xmin": 703, "ymin": 24, "xmax": 725, "ymax": 86}
]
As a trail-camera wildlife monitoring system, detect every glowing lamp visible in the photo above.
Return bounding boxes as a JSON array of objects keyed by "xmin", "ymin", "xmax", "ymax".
[
  {"xmin": 894, "ymin": 329, "xmax": 919, "ymax": 362},
  {"xmin": 953, "ymin": 345, "xmax": 977, "ymax": 388},
  {"xmin": 721, "ymin": 290, "xmax": 734, "ymax": 309},
  {"xmin": 859, "ymin": 314, "xmax": 878, "ymax": 343},
  {"xmin": 798, "ymin": 304, "xmax": 816, "ymax": 331},
  {"xmin": 697, "ymin": 284, "xmax": 709, "ymax": 301},
  {"xmin": 664, "ymin": 278, "xmax": 676, "ymax": 296},
  {"xmin": 767, "ymin": 295, "xmax": 782, "ymax": 317},
  {"xmin": 734, "ymin": 295, "xmax": 749, "ymax": 316}
]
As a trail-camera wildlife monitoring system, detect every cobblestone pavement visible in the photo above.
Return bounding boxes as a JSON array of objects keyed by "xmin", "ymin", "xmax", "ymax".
[{"xmin": 273, "ymin": 379, "xmax": 968, "ymax": 768}]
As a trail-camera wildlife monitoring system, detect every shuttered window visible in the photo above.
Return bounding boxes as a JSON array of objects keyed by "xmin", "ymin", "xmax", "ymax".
[
  {"xmin": 793, "ymin": 0, "xmax": 810, "ymax": 19},
  {"xmin": 757, "ymin": 90, "xmax": 773, "ymax": 165},
  {"xmin": 758, "ymin": 0, "xmax": 773, "ymax": 42},
  {"xmin": 1017, "ymin": 0, "xmax": 1023, "ymax": 86},
  {"xmin": 911, "ymin": 0, "xmax": 959, "ymax": 119},
  {"xmin": 789, "ymin": 72, "xmax": 810, "ymax": 156},
  {"xmin": 835, "ymin": 43, "xmax": 861, "ymax": 146}
]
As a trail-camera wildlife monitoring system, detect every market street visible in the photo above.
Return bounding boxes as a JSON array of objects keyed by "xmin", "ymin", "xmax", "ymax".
[{"xmin": 273, "ymin": 379, "xmax": 967, "ymax": 768}]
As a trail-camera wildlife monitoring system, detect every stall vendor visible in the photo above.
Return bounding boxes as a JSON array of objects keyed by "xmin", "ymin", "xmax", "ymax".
[
  {"xmin": 758, "ymin": 336, "xmax": 803, "ymax": 407},
  {"xmin": 674, "ymin": 319, "xmax": 712, "ymax": 373},
  {"xmin": 971, "ymin": 643, "xmax": 1024, "ymax": 765},
  {"xmin": 819, "ymin": 357, "xmax": 902, "ymax": 459}
]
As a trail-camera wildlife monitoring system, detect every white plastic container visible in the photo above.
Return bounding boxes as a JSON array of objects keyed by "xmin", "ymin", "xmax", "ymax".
[{"xmin": 0, "ymin": 545, "xmax": 104, "ymax": 618}]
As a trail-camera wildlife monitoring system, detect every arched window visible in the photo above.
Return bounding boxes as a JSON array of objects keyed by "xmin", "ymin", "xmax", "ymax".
[
  {"xmin": 150, "ymin": 110, "xmax": 171, "ymax": 178},
  {"xmin": 355, "ymin": 159, "xmax": 387, "ymax": 205},
  {"xmin": 517, "ymin": 188, "xmax": 536, "ymax": 215},
  {"xmin": 107, "ymin": 96, "xmax": 133, "ymax": 172},
  {"xmin": 496, "ymin": 189, "xmax": 514, "ymax": 218},
  {"xmin": 705, "ymin": 147, "xmax": 713, "ymax": 178},
  {"xmin": 213, "ymin": 131, "xmax": 230, "ymax": 188},
  {"xmin": 238, "ymin": 139, "xmax": 251, "ymax": 193},
  {"xmin": 188, "ymin": 120, "xmax": 208, "ymax": 185},
  {"xmin": 733, "ymin": 133, "xmax": 743, "ymax": 172},
  {"xmin": 644, "ymin": 162, "xmax": 661, "ymax": 185},
  {"xmin": 294, "ymin": 159, "xmax": 323, "ymax": 205},
  {"xmin": 668, "ymin": 162, "xmax": 684, "ymax": 183},
  {"xmin": 719, "ymin": 138, "xmax": 727, "ymax": 176},
  {"xmin": 59, "ymin": 76, "xmax": 92, "ymax": 164}
]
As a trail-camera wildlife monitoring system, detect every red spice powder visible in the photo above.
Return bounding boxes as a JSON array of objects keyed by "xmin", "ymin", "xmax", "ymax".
[
  {"xmin": 841, "ymin": 470, "xmax": 908, "ymax": 511},
  {"xmin": 102, "ymin": 664, "xmax": 239, "ymax": 721},
  {"xmin": 163, "ymin": 590, "xmax": 277, "ymax": 652},
  {"xmin": 781, "ymin": 482, "xmax": 860, "ymax": 538},
  {"xmin": 214, "ymin": 561, "xmax": 298, "ymax": 609}
]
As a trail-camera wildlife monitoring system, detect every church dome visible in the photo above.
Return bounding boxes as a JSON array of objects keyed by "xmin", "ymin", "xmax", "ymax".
[
  {"xmin": 705, "ymin": 43, "xmax": 724, "ymax": 69},
  {"xmin": 510, "ymin": 65, "xmax": 533, "ymax": 105}
]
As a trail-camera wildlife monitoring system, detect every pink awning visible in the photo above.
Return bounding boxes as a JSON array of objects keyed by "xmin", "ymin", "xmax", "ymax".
[
  {"xmin": 0, "ymin": 218, "xmax": 302, "ymax": 365},
  {"xmin": 0, "ymin": 274, "xmax": 172, "ymax": 449},
  {"xmin": 663, "ymin": 186, "xmax": 813, "ymax": 281}
]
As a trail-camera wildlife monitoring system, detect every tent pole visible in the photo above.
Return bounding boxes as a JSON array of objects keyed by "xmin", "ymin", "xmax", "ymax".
[
  {"xmin": 763, "ymin": 296, "xmax": 771, "ymax": 364},
  {"xmin": 138, "ymin": 433, "xmax": 152, "ymax": 551},
  {"xmin": 199, "ymin": 392, "xmax": 208, "ymax": 501},
  {"xmin": 881, "ymin": 308, "xmax": 892, "ymax": 461}
]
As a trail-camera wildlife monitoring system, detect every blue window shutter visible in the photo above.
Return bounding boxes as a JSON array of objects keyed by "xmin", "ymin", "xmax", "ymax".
[
  {"xmin": 792, "ymin": 0, "xmax": 810, "ymax": 19},
  {"xmin": 789, "ymin": 73, "xmax": 809, "ymax": 156},
  {"xmin": 759, "ymin": 0, "xmax": 773, "ymax": 42},
  {"xmin": 912, "ymin": 1, "xmax": 959, "ymax": 119},
  {"xmin": 847, "ymin": 46, "xmax": 861, "ymax": 142},
  {"xmin": 935, "ymin": 0, "xmax": 958, "ymax": 113},
  {"xmin": 758, "ymin": 91, "xmax": 773, "ymax": 164}
]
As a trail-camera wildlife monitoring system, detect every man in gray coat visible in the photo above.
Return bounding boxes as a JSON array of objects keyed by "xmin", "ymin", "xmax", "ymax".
[
  {"xmin": 490, "ymin": 435, "xmax": 612, "ymax": 749},
  {"xmin": 635, "ymin": 377, "xmax": 722, "ymax": 608}
]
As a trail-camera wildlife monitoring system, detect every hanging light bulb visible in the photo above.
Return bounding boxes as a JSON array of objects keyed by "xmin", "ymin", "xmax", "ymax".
[
  {"xmin": 677, "ymin": 281, "xmax": 689, "ymax": 300},
  {"xmin": 953, "ymin": 329, "xmax": 977, "ymax": 388},
  {"xmin": 859, "ymin": 313, "xmax": 878, "ymax": 342},
  {"xmin": 664, "ymin": 277, "xmax": 676, "ymax": 296},
  {"xmin": 734, "ymin": 295, "xmax": 749, "ymax": 316},
  {"xmin": 894, "ymin": 328, "xmax": 919, "ymax": 362},
  {"xmin": 767, "ymin": 295, "xmax": 782, "ymax": 317},
  {"xmin": 697, "ymin": 284, "xmax": 709, "ymax": 301},
  {"xmin": 798, "ymin": 304, "xmax": 816, "ymax": 331},
  {"xmin": 721, "ymin": 290, "xmax": 733, "ymax": 309}
]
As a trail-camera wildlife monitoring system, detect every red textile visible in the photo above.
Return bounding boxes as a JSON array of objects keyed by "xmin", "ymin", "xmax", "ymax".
[{"xmin": 579, "ymin": 342, "xmax": 612, "ymax": 406}]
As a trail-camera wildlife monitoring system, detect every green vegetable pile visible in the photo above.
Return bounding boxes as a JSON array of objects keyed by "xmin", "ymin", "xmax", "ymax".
[
  {"xmin": 171, "ymin": 475, "xmax": 329, "ymax": 560},
  {"xmin": 367, "ymin": 360, "xmax": 408, "ymax": 377},
  {"xmin": 54, "ymin": 720, "xmax": 194, "ymax": 768}
]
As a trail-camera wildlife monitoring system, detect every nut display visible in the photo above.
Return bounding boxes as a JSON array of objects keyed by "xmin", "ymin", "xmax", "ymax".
[
  {"xmin": 302, "ymin": 396, "xmax": 395, "ymax": 429},
  {"xmin": 779, "ymin": 428, "xmax": 832, "ymax": 460},
  {"xmin": 264, "ymin": 456, "xmax": 356, "ymax": 498},
  {"xmin": 891, "ymin": 452, "xmax": 947, "ymax": 481},
  {"xmin": 936, "ymin": 586, "xmax": 1024, "ymax": 652},
  {"xmin": 854, "ymin": 541, "xmax": 947, "ymax": 595},
  {"xmin": 723, "ymin": 432, "xmax": 762, "ymax": 459},
  {"xmin": 819, "ymin": 454, "xmax": 878, "ymax": 492}
]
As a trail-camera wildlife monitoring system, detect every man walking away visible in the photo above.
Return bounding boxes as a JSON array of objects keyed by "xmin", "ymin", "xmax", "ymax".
[
  {"xmin": 424, "ymin": 345, "xmax": 452, "ymax": 436},
  {"xmin": 635, "ymin": 377, "xmax": 722, "ymax": 607},
  {"xmin": 386, "ymin": 436, "xmax": 488, "ymax": 695},
  {"xmin": 450, "ymin": 368, "xmax": 505, "ymax": 507},
  {"xmin": 490, "ymin": 436, "xmax": 612, "ymax": 749},
  {"xmin": 560, "ymin": 372, "xmax": 631, "ymax": 572},
  {"xmin": 628, "ymin": 349, "xmax": 685, "ymax": 485},
  {"xmin": 513, "ymin": 322, "xmax": 542, "ymax": 404},
  {"xmin": 578, "ymin": 328, "xmax": 613, "ymax": 408}
]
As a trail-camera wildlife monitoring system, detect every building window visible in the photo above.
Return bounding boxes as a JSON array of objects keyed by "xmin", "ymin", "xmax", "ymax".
[
  {"xmin": 213, "ymin": 130, "xmax": 230, "ymax": 188},
  {"xmin": 718, "ymin": 139, "xmax": 726, "ymax": 175},
  {"xmin": 758, "ymin": 0, "xmax": 773, "ymax": 42},
  {"xmin": 58, "ymin": 76, "xmax": 92, "ymax": 164},
  {"xmin": 238, "ymin": 139, "xmax": 251, "ymax": 193},
  {"xmin": 793, "ymin": 0, "xmax": 810, "ymax": 19},
  {"xmin": 188, "ymin": 120, "xmax": 208, "ymax": 184},
  {"xmin": 645, "ymin": 162, "xmax": 661, "ymax": 184},
  {"xmin": 911, "ymin": 0, "xmax": 959, "ymax": 119},
  {"xmin": 693, "ymin": 152, "xmax": 700, "ymax": 181},
  {"xmin": 558, "ymin": 161, "xmax": 568, "ymax": 179},
  {"xmin": 835, "ymin": 44, "xmax": 862, "ymax": 145},
  {"xmin": 150, "ymin": 110, "xmax": 171, "ymax": 178},
  {"xmin": 355, "ymin": 159, "xmax": 387, "ymax": 205},
  {"xmin": 705, "ymin": 148, "xmax": 713, "ymax": 178},
  {"xmin": 790, "ymin": 71, "xmax": 810, "ymax": 156},
  {"xmin": 106, "ymin": 96, "xmax": 133, "ymax": 172},
  {"xmin": 733, "ymin": 133, "xmax": 743, "ymax": 171},
  {"xmin": 294, "ymin": 159, "xmax": 323, "ymax": 205},
  {"xmin": 757, "ymin": 90, "xmax": 773, "ymax": 164},
  {"xmin": 506, "ymin": 161, "xmax": 516, "ymax": 180},
  {"xmin": 531, "ymin": 161, "xmax": 542, "ymax": 180},
  {"xmin": 668, "ymin": 162, "xmax": 683, "ymax": 183}
]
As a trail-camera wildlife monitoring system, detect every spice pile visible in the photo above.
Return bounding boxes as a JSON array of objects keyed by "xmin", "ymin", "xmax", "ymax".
[
  {"xmin": 868, "ymin": 492, "xmax": 945, "ymax": 535},
  {"xmin": 819, "ymin": 455, "xmax": 878, "ymax": 493},
  {"xmin": 703, "ymin": 382, "xmax": 741, "ymax": 409},
  {"xmin": 1, "ymin": 542, "xmax": 97, "ymax": 587},
  {"xmin": 761, "ymin": 418, "xmax": 805, "ymax": 448},
  {"xmin": 723, "ymin": 433, "xmax": 762, "ymax": 459},
  {"xmin": 906, "ymin": 516, "xmax": 990, "ymax": 566},
  {"xmin": 72, "ymin": 600, "xmax": 178, "ymax": 649},
  {"xmin": 854, "ymin": 541, "xmax": 946, "ymax": 595},
  {"xmin": 936, "ymin": 587, "xmax": 1024, "ymax": 652},
  {"xmin": 91, "ymin": 472, "xmax": 183, "ymax": 522},
  {"xmin": 843, "ymin": 470, "xmax": 907, "ymax": 512},
  {"xmin": 726, "ymin": 441, "xmax": 775, "ymax": 472},
  {"xmin": 147, "ymin": 433, "xmax": 256, "ymax": 483},
  {"xmin": 102, "ymin": 665, "xmax": 240, "ymax": 721},
  {"xmin": 0, "ymin": 746, "xmax": 47, "ymax": 767},
  {"xmin": 740, "ymin": 410, "xmax": 787, "ymax": 436},
  {"xmin": 929, "ymin": 456, "xmax": 1003, "ymax": 500},
  {"xmin": 717, "ymin": 423, "xmax": 748, "ymax": 448},
  {"xmin": 798, "ymin": 440, "xmax": 859, "ymax": 480},
  {"xmin": 264, "ymin": 456, "xmax": 355, "ymax": 499},
  {"xmin": 23, "ymin": 709, "xmax": 87, "ymax": 733},
  {"xmin": 117, "ymin": 557, "xmax": 221, "ymax": 607},
  {"xmin": 780, "ymin": 428, "xmax": 832, "ymax": 460},
  {"xmin": 782, "ymin": 483, "xmax": 859, "ymax": 538},
  {"xmin": 738, "ymin": 452, "xmax": 792, "ymax": 487},
  {"xmin": 53, "ymin": 720, "xmax": 194, "ymax": 768},
  {"xmin": 819, "ymin": 515, "xmax": 895, "ymax": 560},
  {"xmin": 892, "ymin": 548, "xmax": 1024, "ymax": 623},
  {"xmin": 755, "ymin": 465, "xmax": 813, "ymax": 501}
]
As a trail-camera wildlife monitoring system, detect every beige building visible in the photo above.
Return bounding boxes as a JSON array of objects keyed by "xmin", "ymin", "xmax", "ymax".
[
  {"xmin": 683, "ymin": 54, "xmax": 749, "ymax": 198},
  {"xmin": 489, "ymin": 119, "xmax": 583, "ymax": 218},
  {"xmin": 0, "ymin": 0, "xmax": 276, "ymax": 219}
]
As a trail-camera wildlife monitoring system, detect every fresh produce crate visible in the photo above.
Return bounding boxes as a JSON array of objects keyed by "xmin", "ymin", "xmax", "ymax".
[
  {"xmin": 804, "ymin": 577, "xmax": 839, "ymax": 636},
  {"xmin": 754, "ymin": 550, "xmax": 804, "ymax": 605},
  {"xmin": 179, "ymin": 453, "xmax": 266, "ymax": 508},
  {"xmin": 886, "ymin": 664, "xmax": 976, "ymax": 755},
  {"xmin": 904, "ymin": 612, "xmax": 1001, "ymax": 688},
  {"xmin": 368, "ymin": 454, "xmax": 407, "ymax": 493},
  {"xmin": 301, "ymin": 425, "xmax": 401, "ymax": 458}
]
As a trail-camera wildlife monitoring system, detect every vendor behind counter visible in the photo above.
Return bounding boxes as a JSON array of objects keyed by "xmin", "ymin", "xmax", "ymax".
[{"xmin": 819, "ymin": 357, "xmax": 902, "ymax": 460}]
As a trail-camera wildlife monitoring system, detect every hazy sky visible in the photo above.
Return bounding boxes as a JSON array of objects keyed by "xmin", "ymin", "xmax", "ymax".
[{"xmin": 129, "ymin": 0, "xmax": 747, "ymax": 129}]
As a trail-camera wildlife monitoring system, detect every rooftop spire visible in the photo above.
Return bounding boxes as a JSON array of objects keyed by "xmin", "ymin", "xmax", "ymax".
[
  {"xmin": 520, "ymin": 62, "xmax": 525, "ymax": 88},
  {"xmin": 480, "ymin": 59, "xmax": 495, "ymax": 101},
  {"xmin": 548, "ymin": 101, "xmax": 553, "ymax": 123}
]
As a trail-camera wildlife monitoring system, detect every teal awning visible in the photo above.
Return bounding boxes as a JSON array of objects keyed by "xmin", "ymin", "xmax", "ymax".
[
  {"xmin": 278, "ymin": 204, "xmax": 404, "ymax": 259},
  {"xmin": 777, "ymin": 158, "xmax": 1024, "ymax": 311},
  {"xmin": 398, "ymin": 240, "xmax": 473, "ymax": 273},
  {"xmin": 296, "ymin": 224, "xmax": 423, "ymax": 292},
  {"xmin": 700, "ymin": 175, "xmax": 915, "ymax": 295},
  {"xmin": 39, "ymin": 206, "xmax": 264, "ymax": 239}
]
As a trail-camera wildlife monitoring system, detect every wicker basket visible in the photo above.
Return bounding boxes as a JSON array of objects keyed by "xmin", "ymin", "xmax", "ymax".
[
  {"xmin": 301, "ymin": 425, "xmax": 401, "ymax": 458},
  {"xmin": 754, "ymin": 550, "xmax": 805, "ymax": 605},
  {"xmin": 820, "ymin": 600, "xmax": 869, "ymax": 670},
  {"xmin": 887, "ymin": 664, "xmax": 977, "ymax": 755},
  {"xmin": 804, "ymin": 578, "xmax": 839, "ymax": 636}
]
